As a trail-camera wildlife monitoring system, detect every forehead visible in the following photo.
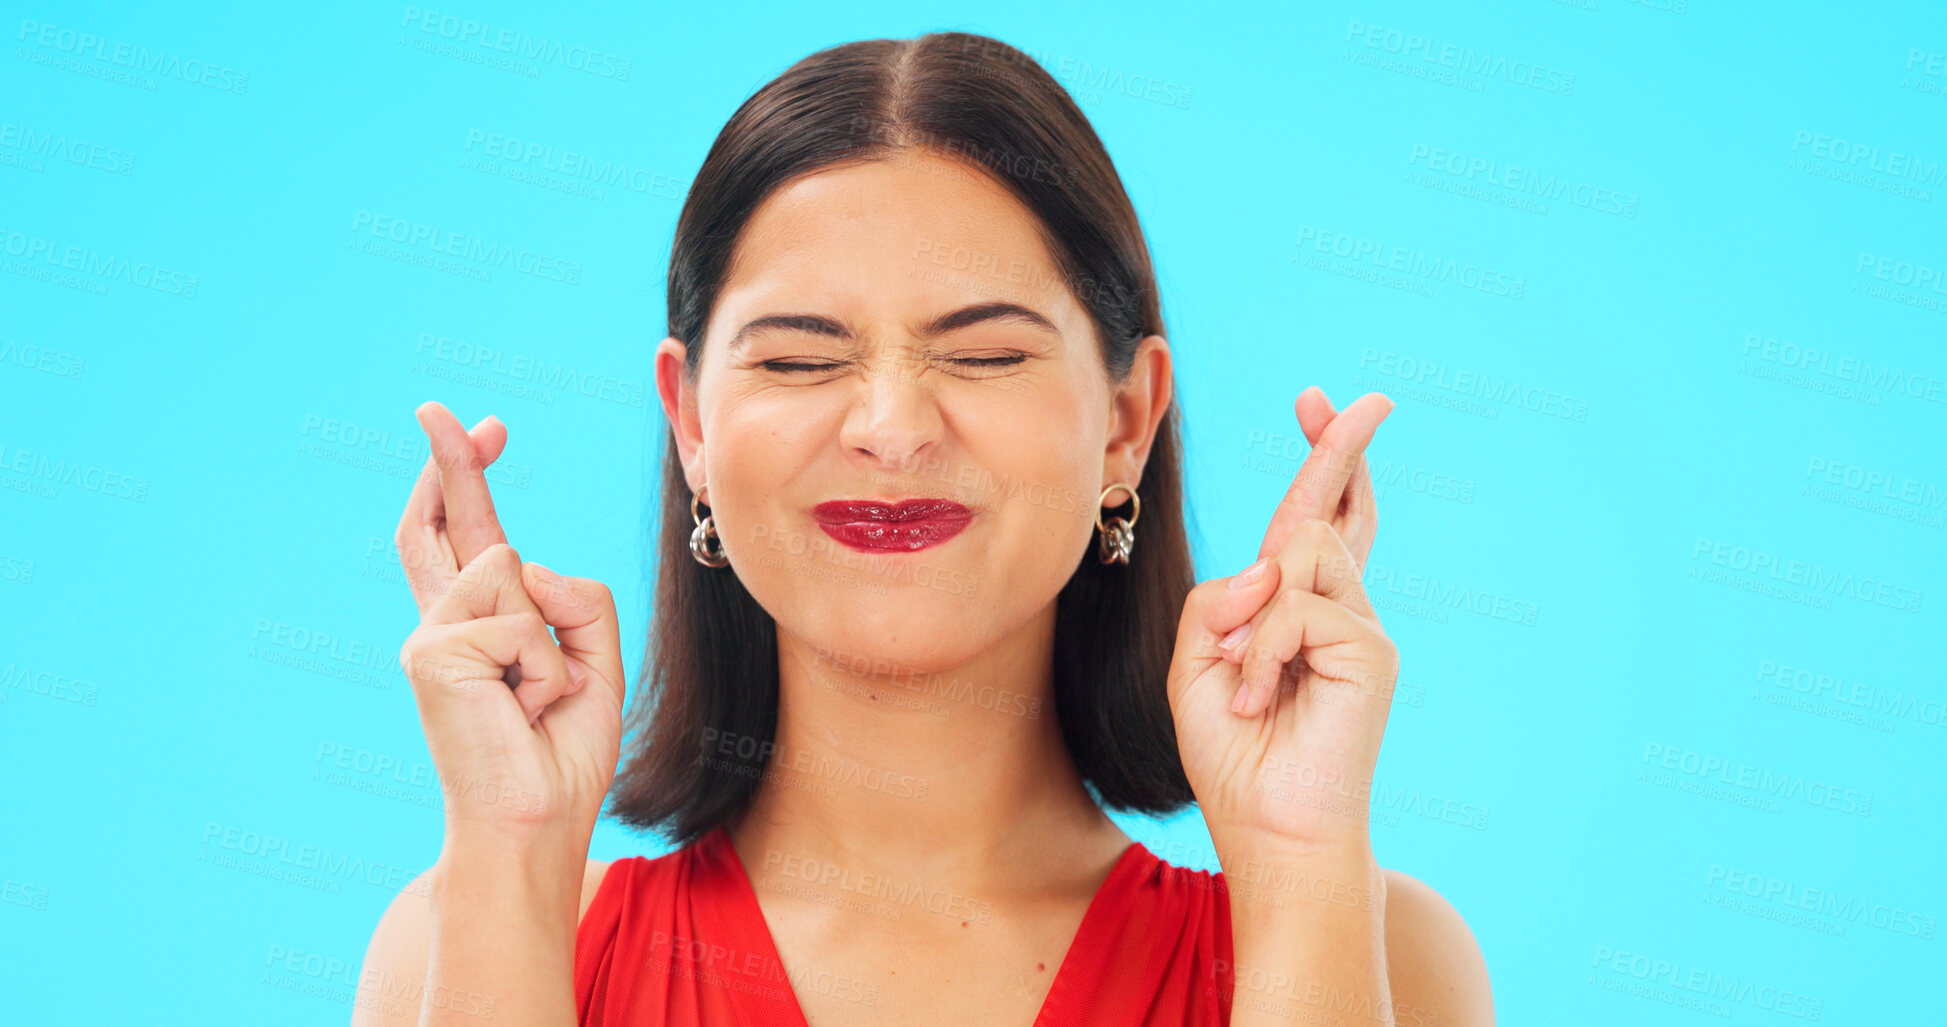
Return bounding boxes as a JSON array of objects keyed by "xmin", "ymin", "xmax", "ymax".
[{"xmin": 710, "ymin": 147, "xmax": 1087, "ymax": 339}]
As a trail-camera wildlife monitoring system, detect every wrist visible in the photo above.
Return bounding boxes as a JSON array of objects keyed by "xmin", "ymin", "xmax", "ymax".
[
  {"xmin": 435, "ymin": 829, "xmax": 590, "ymax": 913},
  {"xmin": 1210, "ymin": 822, "xmax": 1377, "ymax": 868},
  {"xmin": 442, "ymin": 809, "xmax": 594, "ymax": 857},
  {"xmin": 1215, "ymin": 837, "xmax": 1386, "ymax": 937},
  {"xmin": 421, "ymin": 833, "xmax": 584, "ymax": 1027}
]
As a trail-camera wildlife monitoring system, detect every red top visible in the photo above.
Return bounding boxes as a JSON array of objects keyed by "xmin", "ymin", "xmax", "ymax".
[{"xmin": 574, "ymin": 825, "xmax": 1235, "ymax": 1025}]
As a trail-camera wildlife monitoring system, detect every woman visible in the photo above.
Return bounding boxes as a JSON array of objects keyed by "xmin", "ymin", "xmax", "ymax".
[{"xmin": 355, "ymin": 30, "xmax": 1492, "ymax": 1027}]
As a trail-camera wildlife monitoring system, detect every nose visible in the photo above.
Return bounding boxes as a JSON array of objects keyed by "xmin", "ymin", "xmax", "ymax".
[{"xmin": 838, "ymin": 350, "xmax": 944, "ymax": 475}]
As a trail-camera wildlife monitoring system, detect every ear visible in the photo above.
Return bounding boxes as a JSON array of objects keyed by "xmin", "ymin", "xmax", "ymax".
[
  {"xmin": 1101, "ymin": 334, "xmax": 1172, "ymax": 497},
  {"xmin": 654, "ymin": 336, "xmax": 706, "ymax": 492}
]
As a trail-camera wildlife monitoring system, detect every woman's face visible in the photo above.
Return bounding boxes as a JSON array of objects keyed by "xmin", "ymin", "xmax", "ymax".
[{"xmin": 657, "ymin": 146, "xmax": 1169, "ymax": 677}]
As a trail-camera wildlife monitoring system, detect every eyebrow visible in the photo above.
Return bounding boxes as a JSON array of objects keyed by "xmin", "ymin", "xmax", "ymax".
[{"xmin": 727, "ymin": 301, "xmax": 1060, "ymax": 353}]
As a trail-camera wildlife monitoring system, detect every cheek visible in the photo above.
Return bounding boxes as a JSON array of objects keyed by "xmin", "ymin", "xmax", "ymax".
[
  {"xmin": 955, "ymin": 374, "xmax": 1106, "ymax": 514},
  {"xmin": 706, "ymin": 408, "xmax": 824, "ymax": 565},
  {"xmin": 973, "ymin": 385, "xmax": 1102, "ymax": 493},
  {"xmin": 719, "ymin": 384, "xmax": 833, "ymax": 451},
  {"xmin": 963, "ymin": 436, "xmax": 1102, "ymax": 589}
]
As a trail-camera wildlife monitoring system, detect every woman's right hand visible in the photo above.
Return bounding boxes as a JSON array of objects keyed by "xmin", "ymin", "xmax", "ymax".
[{"xmin": 392, "ymin": 401, "xmax": 626, "ymax": 850}]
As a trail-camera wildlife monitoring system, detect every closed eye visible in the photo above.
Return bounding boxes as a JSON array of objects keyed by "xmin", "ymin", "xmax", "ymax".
[
  {"xmin": 759, "ymin": 359, "xmax": 845, "ymax": 373},
  {"xmin": 759, "ymin": 354, "xmax": 1027, "ymax": 373}
]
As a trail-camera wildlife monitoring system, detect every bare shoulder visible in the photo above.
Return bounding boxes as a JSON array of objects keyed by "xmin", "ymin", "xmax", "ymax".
[
  {"xmin": 348, "ymin": 858, "xmax": 615, "ymax": 1027},
  {"xmin": 1381, "ymin": 867, "xmax": 1494, "ymax": 1027}
]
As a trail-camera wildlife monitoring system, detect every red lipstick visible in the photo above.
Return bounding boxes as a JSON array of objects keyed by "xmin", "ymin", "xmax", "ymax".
[{"xmin": 811, "ymin": 498, "xmax": 973, "ymax": 553}]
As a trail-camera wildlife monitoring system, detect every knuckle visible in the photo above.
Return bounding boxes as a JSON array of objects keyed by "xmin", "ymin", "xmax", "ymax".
[
  {"xmin": 1366, "ymin": 629, "xmax": 1399, "ymax": 667},
  {"xmin": 398, "ymin": 629, "xmax": 448, "ymax": 682},
  {"xmin": 1325, "ymin": 551, "xmax": 1361, "ymax": 581},
  {"xmin": 1183, "ymin": 578, "xmax": 1230, "ymax": 621},
  {"xmin": 423, "ymin": 589, "xmax": 463, "ymax": 622},
  {"xmin": 393, "ymin": 530, "xmax": 426, "ymax": 569},
  {"xmin": 458, "ymin": 544, "xmax": 519, "ymax": 590},
  {"xmin": 584, "ymin": 580, "xmax": 616, "ymax": 618},
  {"xmin": 1295, "ymin": 517, "xmax": 1335, "ymax": 543}
]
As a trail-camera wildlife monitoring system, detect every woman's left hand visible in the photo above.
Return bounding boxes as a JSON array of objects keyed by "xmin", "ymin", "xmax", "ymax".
[{"xmin": 1167, "ymin": 387, "xmax": 1399, "ymax": 858}]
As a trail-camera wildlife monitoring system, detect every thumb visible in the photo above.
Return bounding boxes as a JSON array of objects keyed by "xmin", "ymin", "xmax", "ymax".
[
  {"xmin": 523, "ymin": 563, "xmax": 621, "ymax": 700},
  {"xmin": 1168, "ymin": 558, "xmax": 1282, "ymax": 703}
]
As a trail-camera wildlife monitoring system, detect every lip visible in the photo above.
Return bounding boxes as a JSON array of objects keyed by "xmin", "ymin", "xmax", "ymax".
[{"xmin": 811, "ymin": 499, "xmax": 973, "ymax": 553}]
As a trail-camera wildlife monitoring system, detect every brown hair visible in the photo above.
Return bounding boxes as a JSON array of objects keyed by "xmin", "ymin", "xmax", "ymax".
[{"xmin": 608, "ymin": 31, "xmax": 1198, "ymax": 847}]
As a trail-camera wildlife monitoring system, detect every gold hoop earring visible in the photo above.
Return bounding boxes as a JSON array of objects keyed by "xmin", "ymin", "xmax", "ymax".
[
  {"xmin": 1096, "ymin": 482, "xmax": 1140, "ymax": 565},
  {"xmin": 689, "ymin": 484, "xmax": 729, "ymax": 568}
]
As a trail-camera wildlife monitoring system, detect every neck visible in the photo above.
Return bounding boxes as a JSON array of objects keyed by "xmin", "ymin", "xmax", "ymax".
[{"xmin": 729, "ymin": 606, "xmax": 1128, "ymax": 894}]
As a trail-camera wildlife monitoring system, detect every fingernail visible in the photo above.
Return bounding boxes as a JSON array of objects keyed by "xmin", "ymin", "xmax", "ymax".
[
  {"xmin": 1230, "ymin": 681, "xmax": 1251, "ymax": 715},
  {"xmin": 568, "ymin": 664, "xmax": 588, "ymax": 689},
  {"xmin": 1219, "ymin": 621, "xmax": 1253, "ymax": 652},
  {"xmin": 1229, "ymin": 559, "xmax": 1270, "ymax": 590}
]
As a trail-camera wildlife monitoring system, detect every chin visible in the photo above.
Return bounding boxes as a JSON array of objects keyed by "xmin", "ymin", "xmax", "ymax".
[{"xmin": 782, "ymin": 584, "xmax": 997, "ymax": 678}]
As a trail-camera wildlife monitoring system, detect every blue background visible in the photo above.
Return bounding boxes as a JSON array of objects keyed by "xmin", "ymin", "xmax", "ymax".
[{"xmin": 4, "ymin": 0, "xmax": 1942, "ymax": 1022}]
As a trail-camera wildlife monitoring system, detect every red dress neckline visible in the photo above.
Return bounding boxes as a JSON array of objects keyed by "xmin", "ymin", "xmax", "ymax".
[{"xmin": 688, "ymin": 823, "xmax": 1154, "ymax": 1026}]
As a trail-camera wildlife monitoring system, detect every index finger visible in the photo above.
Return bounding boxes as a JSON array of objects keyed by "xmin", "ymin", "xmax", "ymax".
[
  {"xmin": 417, "ymin": 400, "xmax": 509, "ymax": 570},
  {"xmin": 1257, "ymin": 390, "xmax": 1393, "ymax": 562},
  {"xmin": 395, "ymin": 412, "xmax": 506, "ymax": 616},
  {"xmin": 1294, "ymin": 389, "xmax": 1379, "ymax": 570}
]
